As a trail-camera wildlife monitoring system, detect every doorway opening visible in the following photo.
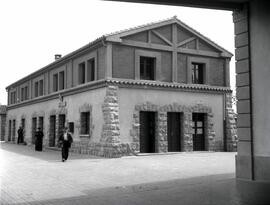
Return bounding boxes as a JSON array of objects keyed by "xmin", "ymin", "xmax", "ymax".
[
  {"xmin": 32, "ymin": 118, "xmax": 37, "ymax": 144},
  {"xmin": 49, "ymin": 115, "xmax": 56, "ymax": 147},
  {"xmin": 167, "ymin": 112, "xmax": 183, "ymax": 152},
  {"xmin": 58, "ymin": 114, "xmax": 66, "ymax": 137},
  {"xmin": 139, "ymin": 111, "xmax": 156, "ymax": 153},
  {"xmin": 192, "ymin": 113, "xmax": 206, "ymax": 151},
  {"xmin": 8, "ymin": 120, "xmax": 11, "ymax": 141}
]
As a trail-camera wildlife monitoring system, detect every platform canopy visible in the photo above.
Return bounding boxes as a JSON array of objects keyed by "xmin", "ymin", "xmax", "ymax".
[{"xmin": 107, "ymin": 0, "xmax": 249, "ymax": 10}]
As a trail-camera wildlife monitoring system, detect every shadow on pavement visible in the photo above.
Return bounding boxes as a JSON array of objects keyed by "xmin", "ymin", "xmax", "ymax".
[
  {"xmin": 0, "ymin": 142, "xmax": 102, "ymax": 161},
  {"xmin": 7, "ymin": 173, "xmax": 270, "ymax": 205}
]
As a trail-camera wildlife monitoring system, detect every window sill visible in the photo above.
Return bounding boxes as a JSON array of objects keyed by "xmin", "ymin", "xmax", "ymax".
[{"xmin": 79, "ymin": 134, "xmax": 90, "ymax": 138}]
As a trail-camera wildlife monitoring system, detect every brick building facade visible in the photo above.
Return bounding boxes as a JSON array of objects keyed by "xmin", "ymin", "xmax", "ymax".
[{"xmin": 5, "ymin": 17, "xmax": 237, "ymax": 157}]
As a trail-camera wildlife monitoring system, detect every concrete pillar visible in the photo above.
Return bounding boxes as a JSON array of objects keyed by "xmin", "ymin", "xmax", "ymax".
[
  {"xmin": 234, "ymin": 3, "xmax": 253, "ymax": 180},
  {"xmin": 234, "ymin": 1, "xmax": 270, "ymax": 203}
]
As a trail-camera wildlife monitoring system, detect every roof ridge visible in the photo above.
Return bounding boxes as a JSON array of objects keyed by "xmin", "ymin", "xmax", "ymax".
[
  {"xmin": 104, "ymin": 16, "xmax": 176, "ymax": 37},
  {"xmin": 174, "ymin": 18, "xmax": 233, "ymax": 56},
  {"xmin": 104, "ymin": 15, "xmax": 232, "ymax": 56}
]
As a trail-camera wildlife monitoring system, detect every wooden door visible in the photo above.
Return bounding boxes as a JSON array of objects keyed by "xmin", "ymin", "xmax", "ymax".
[
  {"xmin": 192, "ymin": 113, "xmax": 205, "ymax": 151},
  {"xmin": 58, "ymin": 114, "xmax": 66, "ymax": 137},
  {"xmin": 12, "ymin": 120, "xmax": 16, "ymax": 142},
  {"xmin": 8, "ymin": 120, "xmax": 11, "ymax": 141},
  {"xmin": 49, "ymin": 115, "xmax": 56, "ymax": 147},
  {"xmin": 140, "ymin": 111, "xmax": 156, "ymax": 153},
  {"xmin": 167, "ymin": 112, "xmax": 181, "ymax": 152},
  {"xmin": 32, "ymin": 118, "xmax": 37, "ymax": 144}
]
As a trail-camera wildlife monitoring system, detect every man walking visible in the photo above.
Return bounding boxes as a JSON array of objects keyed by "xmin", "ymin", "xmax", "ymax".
[{"xmin": 58, "ymin": 127, "xmax": 73, "ymax": 162}]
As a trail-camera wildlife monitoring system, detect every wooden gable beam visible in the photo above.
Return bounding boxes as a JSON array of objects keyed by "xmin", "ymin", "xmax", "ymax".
[
  {"xmin": 177, "ymin": 37, "xmax": 196, "ymax": 47},
  {"xmin": 152, "ymin": 30, "xmax": 173, "ymax": 46}
]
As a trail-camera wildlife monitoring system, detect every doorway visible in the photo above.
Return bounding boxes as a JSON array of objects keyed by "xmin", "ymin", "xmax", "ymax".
[
  {"xmin": 21, "ymin": 118, "xmax": 25, "ymax": 143},
  {"xmin": 167, "ymin": 112, "xmax": 182, "ymax": 152},
  {"xmin": 38, "ymin": 116, "xmax": 44, "ymax": 132},
  {"xmin": 139, "ymin": 111, "xmax": 156, "ymax": 153},
  {"xmin": 58, "ymin": 114, "xmax": 66, "ymax": 137},
  {"xmin": 192, "ymin": 113, "xmax": 206, "ymax": 151},
  {"xmin": 8, "ymin": 120, "xmax": 11, "ymax": 141},
  {"xmin": 32, "ymin": 118, "xmax": 37, "ymax": 144},
  {"xmin": 12, "ymin": 120, "xmax": 16, "ymax": 142},
  {"xmin": 49, "ymin": 115, "xmax": 56, "ymax": 147}
]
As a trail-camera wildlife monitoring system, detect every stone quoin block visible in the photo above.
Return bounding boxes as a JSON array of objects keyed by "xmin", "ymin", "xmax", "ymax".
[
  {"xmin": 237, "ymin": 99, "xmax": 250, "ymax": 114},
  {"xmin": 235, "ymin": 46, "xmax": 249, "ymax": 61},
  {"xmin": 237, "ymin": 141, "xmax": 252, "ymax": 156},
  {"xmin": 236, "ymin": 72, "xmax": 250, "ymax": 87},
  {"xmin": 237, "ymin": 113, "xmax": 251, "ymax": 127},
  {"xmin": 237, "ymin": 127, "xmax": 251, "ymax": 141},
  {"xmin": 234, "ymin": 19, "xmax": 248, "ymax": 35},
  {"xmin": 236, "ymin": 86, "xmax": 250, "ymax": 100},
  {"xmin": 236, "ymin": 59, "xmax": 249, "ymax": 74},
  {"xmin": 235, "ymin": 32, "xmax": 249, "ymax": 48}
]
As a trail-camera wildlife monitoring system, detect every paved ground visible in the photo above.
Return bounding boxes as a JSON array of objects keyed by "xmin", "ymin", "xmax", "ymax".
[{"xmin": 0, "ymin": 142, "xmax": 269, "ymax": 205}]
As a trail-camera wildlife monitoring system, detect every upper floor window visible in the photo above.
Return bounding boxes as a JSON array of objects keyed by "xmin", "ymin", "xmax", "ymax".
[
  {"xmin": 53, "ymin": 71, "xmax": 65, "ymax": 92},
  {"xmin": 34, "ymin": 79, "xmax": 44, "ymax": 97},
  {"xmin": 39, "ymin": 80, "xmax": 44, "ymax": 96},
  {"xmin": 10, "ymin": 91, "xmax": 16, "ymax": 104},
  {"xmin": 191, "ymin": 63, "xmax": 204, "ymax": 84},
  {"xmin": 34, "ymin": 82, "xmax": 39, "ymax": 97},
  {"xmin": 53, "ymin": 73, "xmax": 58, "ymax": 92},
  {"xmin": 21, "ymin": 86, "xmax": 28, "ymax": 101},
  {"xmin": 140, "ymin": 56, "xmax": 155, "ymax": 80},
  {"xmin": 87, "ymin": 59, "xmax": 95, "ymax": 82},
  {"xmin": 59, "ymin": 71, "xmax": 65, "ymax": 90},
  {"xmin": 78, "ymin": 62, "xmax": 86, "ymax": 84}
]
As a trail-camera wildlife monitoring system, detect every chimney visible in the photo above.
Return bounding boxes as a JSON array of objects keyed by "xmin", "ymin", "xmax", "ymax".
[{"xmin": 55, "ymin": 54, "xmax": 62, "ymax": 60}]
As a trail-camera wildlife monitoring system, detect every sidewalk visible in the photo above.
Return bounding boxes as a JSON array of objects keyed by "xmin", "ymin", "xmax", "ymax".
[{"xmin": 0, "ymin": 142, "xmax": 264, "ymax": 205}]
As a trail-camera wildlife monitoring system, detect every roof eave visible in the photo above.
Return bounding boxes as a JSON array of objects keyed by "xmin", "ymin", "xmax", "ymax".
[{"xmin": 6, "ymin": 36, "xmax": 106, "ymax": 90}]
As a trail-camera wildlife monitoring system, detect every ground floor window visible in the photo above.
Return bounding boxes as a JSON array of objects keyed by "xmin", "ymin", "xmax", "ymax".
[{"xmin": 80, "ymin": 112, "xmax": 90, "ymax": 135}]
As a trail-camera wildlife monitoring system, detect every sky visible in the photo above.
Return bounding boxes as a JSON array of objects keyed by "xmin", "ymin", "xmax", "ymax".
[{"xmin": 0, "ymin": 0, "xmax": 235, "ymax": 105}]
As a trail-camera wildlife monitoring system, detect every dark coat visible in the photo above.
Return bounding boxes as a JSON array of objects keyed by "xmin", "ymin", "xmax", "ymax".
[
  {"xmin": 58, "ymin": 132, "xmax": 73, "ymax": 148},
  {"xmin": 35, "ymin": 130, "xmax": 44, "ymax": 151}
]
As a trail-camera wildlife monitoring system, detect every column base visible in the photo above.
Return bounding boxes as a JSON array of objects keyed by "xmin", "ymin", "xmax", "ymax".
[{"xmin": 236, "ymin": 179, "xmax": 270, "ymax": 204}]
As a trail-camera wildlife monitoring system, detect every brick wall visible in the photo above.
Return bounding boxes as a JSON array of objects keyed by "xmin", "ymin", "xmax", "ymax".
[{"xmin": 112, "ymin": 45, "xmax": 135, "ymax": 79}]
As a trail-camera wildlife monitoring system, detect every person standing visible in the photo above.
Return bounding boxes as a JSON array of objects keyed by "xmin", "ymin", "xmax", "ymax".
[
  {"xmin": 17, "ymin": 126, "xmax": 23, "ymax": 144},
  {"xmin": 35, "ymin": 127, "xmax": 44, "ymax": 151},
  {"xmin": 58, "ymin": 127, "xmax": 73, "ymax": 162}
]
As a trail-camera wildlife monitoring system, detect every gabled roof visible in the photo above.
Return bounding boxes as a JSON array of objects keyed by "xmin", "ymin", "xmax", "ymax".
[
  {"xmin": 6, "ymin": 16, "xmax": 232, "ymax": 89},
  {"xmin": 105, "ymin": 16, "xmax": 233, "ymax": 57}
]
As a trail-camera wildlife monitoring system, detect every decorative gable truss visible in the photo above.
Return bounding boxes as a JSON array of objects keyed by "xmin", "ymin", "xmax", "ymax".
[{"xmin": 105, "ymin": 16, "xmax": 233, "ymax": 58}]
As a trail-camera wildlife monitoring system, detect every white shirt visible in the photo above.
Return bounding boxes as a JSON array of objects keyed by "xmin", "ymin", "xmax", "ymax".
[{"xmin": 63, "ymin": 132, "xmax": 68, "ymax": 141}]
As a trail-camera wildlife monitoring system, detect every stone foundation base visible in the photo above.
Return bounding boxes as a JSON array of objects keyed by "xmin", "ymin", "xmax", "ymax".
[{"xmin": 69, "ymin": 142, "xmax": 135, "ymax": 158}]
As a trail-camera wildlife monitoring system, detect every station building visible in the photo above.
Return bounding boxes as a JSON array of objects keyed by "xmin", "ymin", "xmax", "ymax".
[
  {"xmin": 0, "ymin": 105, "xmax": 6, "ymax": 141},
  {"xmin": 5, "ymin": 17, "xmax": 237, "ymax": 157}
]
